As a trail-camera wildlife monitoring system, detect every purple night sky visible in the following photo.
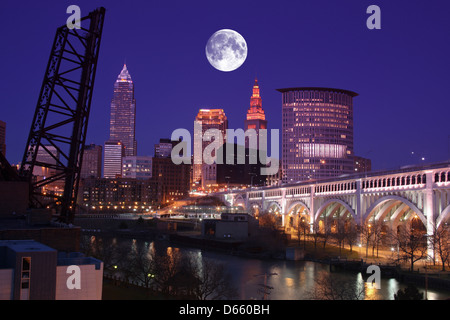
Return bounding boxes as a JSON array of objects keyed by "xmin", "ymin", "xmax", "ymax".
[{"xmin": 1, "ymin": 0, "xmax": 449, "ymax": 171}]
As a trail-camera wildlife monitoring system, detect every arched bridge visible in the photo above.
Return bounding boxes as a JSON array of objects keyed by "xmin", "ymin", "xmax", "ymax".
[{"xmin": 214, "ymin": 162, "xmax": 450, "ymax": 240}]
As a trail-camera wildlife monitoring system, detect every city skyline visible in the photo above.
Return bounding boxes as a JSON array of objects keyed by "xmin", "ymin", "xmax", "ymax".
[{"xmin": 0, "ymin": 0, "xmax": 449, "ymax": 173}]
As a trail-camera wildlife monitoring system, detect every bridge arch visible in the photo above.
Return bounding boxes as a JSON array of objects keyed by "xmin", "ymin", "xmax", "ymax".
[
  {"xmin": 248, "ymin": 202, "xmax": 262, "ymax": 217},
  {"xmin": 314, "ymin": 199, "xmax": 356, "ymax": 222},
  {"xmin": 267, "ymin": 201, "xmax": 282, "ymax": 214},
  {"xmin": 436, "ymin": 204, "xmax": 450, "ymax": 229},
  {"xmin": 286, "ymin": 201, "xmax": 311, "ymax": 230},
  {"xmin": 234, "ymin": 194, "xmax": 246, "ymax": 210},
  {"xmin": 287, "ymin": 201, "xmax": 310, "ymax": 215},
  {"xmin": 363, "ymin": 195, "xmax": 426, "ymax": 227}
]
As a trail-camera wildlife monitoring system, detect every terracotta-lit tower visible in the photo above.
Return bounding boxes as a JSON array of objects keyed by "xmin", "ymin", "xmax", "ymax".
[{"xmin": 244, "ymin": 78, "xmax": 267, "ymax": 148}]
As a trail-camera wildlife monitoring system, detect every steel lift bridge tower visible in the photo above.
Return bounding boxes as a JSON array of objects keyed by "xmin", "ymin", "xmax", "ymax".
[{"xmin": 17, "ymin": 7, "xmax": 106, "ymax": 224}]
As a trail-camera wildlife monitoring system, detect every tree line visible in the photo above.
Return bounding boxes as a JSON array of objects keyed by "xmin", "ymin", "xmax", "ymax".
[
  {"xmin": 261, "ymin": 211, "xmax": 450, "ymax": 272},
  {"xmin": 80, "ymin": 236, "xmax": 238, "ymax": 300}
]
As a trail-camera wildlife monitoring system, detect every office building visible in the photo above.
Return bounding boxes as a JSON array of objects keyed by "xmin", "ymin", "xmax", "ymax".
[
  {"xmin": 151, "ymin": 157, "xmax": 191, "ymax": 204},
  {"xmin": 122, "ymin": 155, "xmax": 153, "ymax": 179},
  {"xmin": 354, "ymin": 155, "xmax": 372, "ymax": 173},
  {"xmin": 277, "ymin": 87, "xmax": 357, "ymax": 183},
  {"xmin": 80, "ymin": 177, "xmax": 153, "ymax": 210},
  {"xmin": 103, "ymin": 140, "xmax": 124, "ymax": 178},
  {"xmin": 193, "ymin": 109, "xmax": 228, "ymax": 186},
  {"xmin": 154, "ymin": 138, "xmax": 176, "ymax": 158},
  {"xmin": 80, "ymin": 144, "xmax": 102, "ymax": 179},
  {"xmin": 109, "ymin": 64, "xmax": 137, "ymax": 157}
]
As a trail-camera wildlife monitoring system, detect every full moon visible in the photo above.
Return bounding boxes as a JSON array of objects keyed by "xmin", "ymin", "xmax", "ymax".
[{"xmin": 205, "ymin": 29, "xmax": 248, "ymax": 72}]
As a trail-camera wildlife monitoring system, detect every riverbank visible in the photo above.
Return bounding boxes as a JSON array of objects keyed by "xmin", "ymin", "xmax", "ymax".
[{"xmin": 75, "ymin": 217, "xmax": 450, "ymax": 296}]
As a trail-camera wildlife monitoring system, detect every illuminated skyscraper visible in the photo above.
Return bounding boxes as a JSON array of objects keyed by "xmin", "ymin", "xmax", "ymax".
[
  {"xmin": 103, "ymin": 140, "xmax": 124, "ymax": 178},
  {"xmin": 244, "ymin": 78, "xmax": 267, "ymax": 148},
  {"xmin": 109, "ymin": 64, "xmax": 137, "ymax": 157},
  {"xmin": 193, "ymin": 109, "xmax": 228, "ymax": 186},
  {"xmin": 277, "ymin": 87, "xmax": 357, "ymax": 183}
]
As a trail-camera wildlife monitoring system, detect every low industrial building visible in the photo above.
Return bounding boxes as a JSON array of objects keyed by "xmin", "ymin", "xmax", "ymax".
[
  {"xmin": 0, "ymin": 240, "xmax": 103, "ymax": 300},
  {"xmin": 201, "ymin": 213, "xmax": 258, "ymax": 240}
]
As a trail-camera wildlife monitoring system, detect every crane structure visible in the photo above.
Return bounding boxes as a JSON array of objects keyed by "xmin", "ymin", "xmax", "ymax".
[{"xmin": 17, "ymin": 7, "xmax": 106, "ymax": 224}]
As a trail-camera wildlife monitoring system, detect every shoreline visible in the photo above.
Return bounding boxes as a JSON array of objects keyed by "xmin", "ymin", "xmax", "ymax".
[{"xmin": 77, "ymin": 220, "xmax": 450, "ymax": 295}]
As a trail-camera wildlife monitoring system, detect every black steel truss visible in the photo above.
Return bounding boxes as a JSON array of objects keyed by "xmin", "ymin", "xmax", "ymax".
[{"xmin": 19, "ymin": 7, "xmax": 105, "ymax": 223}]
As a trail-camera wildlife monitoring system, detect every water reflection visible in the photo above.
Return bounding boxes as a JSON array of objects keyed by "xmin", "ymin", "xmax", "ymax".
[{"xmin": 83, "ymin": 236, "xmax": 450, "ymax": 300}]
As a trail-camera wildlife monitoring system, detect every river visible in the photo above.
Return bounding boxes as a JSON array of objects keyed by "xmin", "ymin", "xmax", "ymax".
[{"xmin": 85, "ymin": 235, "xmax": 450, "ymax": 300}]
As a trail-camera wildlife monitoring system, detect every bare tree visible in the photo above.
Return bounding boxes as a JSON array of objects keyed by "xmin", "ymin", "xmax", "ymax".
[
  {"xmin": 319, "ymin": 216, "xmax": 332, "ymax": 249},
  {"xmin": 311, "ymin": 271, "xmax": 364, "ymax": 300},
  {"xmin": 258, "ymin": 212, "xmax": 278, "ymax": 231},
  {"xmin": 151, "ymin": 248, "xmax": 185, "ymax": 296},
  {"xmin": 125, "ymin": 241, "xmax": 155, "ymax": 288},
  {"xmin": 334, "ymin": 215, "xmax": 347, "ymax": 256},
  {"xmin": 390, "ymin": 224, "xmax": 428, "ymax": 271},
  {"xmin": 359, "ymin": 222, "xmax": 373, "ymax": 259},
  {"xmin": 311, "ymin": 220, "xmax": 321, "ymax": 249},
  {"xmin": 371, "ymin": 219, "xmax": 385, "ymax": 257},
  {"xmin": 345, "ymin": 219, "xmax": 359, "ymax": 253},
  {"xmin": 81, "ymin": 236, "xmax": 128, "ymax": 274},
  {"xmin": 431, "ymin": 223, "xmax": 450, "ymax": 271},
  {"xmin": 190, "ymin": 258, "xmax": 238, "ymax": 300},
  {"xmin": 296, "ymin": 215, "xmax": 309, "ymax": 249}
]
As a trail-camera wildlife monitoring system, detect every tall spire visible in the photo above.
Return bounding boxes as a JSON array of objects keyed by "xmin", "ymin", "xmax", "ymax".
[
  {"xmin": 117, "ymin": 63, "xmax": 132, "ymax": 82},
  {"xmin": 247, "ymin": 77, "xmax": 265, "ymax": 120}
]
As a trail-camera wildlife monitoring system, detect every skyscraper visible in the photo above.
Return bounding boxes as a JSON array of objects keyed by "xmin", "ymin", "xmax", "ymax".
[
  {"xmin": 103, "ymin": 140, "xmax": 124, "ymax": 178},
  {"xmin": 277, "ymin": 87, "xmax": 357, "ymax": 183},
  {"xmin": 244, "ymin": 78, "xmax": 267, "ymax": 148},
  {"xmin": 80, "ymin": 144, "xmax": 102, "ymax": 179},
  {"xmin": 109, "ymin": 64, "xmax": 137, "ymax": 157},
  {"xmin": 193, "ymin": 109, "xmax": 228, "ymax": 186}
]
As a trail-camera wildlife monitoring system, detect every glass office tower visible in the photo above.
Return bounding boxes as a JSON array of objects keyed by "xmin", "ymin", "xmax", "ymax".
[
  {"xmin": 277, "ymin": 87, "xmax": 357, "ymax": 183},
  {"xmin": 109, "ymin": 64, "xmax": 137, "ymax": 157}
]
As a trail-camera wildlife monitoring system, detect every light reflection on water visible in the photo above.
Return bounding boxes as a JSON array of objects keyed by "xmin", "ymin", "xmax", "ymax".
[{"xmin": 86, "ymin": 236, "xmax": 450, "ymax": 300}]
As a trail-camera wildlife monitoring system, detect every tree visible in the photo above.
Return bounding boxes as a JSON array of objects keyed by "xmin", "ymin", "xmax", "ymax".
[
  {"xmin": 360, "ymin": 223, "xmax": 373, "ymax": 259},
  {"xmin": 125, "ymin": 241, "xmax": 155, "ymax": 288},
  {"xmin": 311, "ymin": 220, "xmax": 321, "ymax": 249},
  {"xmin": 319, "ymin": 216, "xmax": 332, "ymax": 249},
  {"xmin": 431, "ymin": 223, "xmax": 450, "ymax": 271},
  {"xmin": 190, "ymin": 258, "xmax": 238, "ymax": 300},
  {"xmin": 258, "ymin": 212, "xmax": 278, "ymax": 231},
  {"xmin": 311, "ymin": 271, "xmax": 364, "ymax": 300},
  {"xmin": 296, "ymin": 215, "xmax": 309, "ymax": 249},
  {"xmin": 345, "ymin": 219, "xmax": 358, "ymax": 253},
  {"xmin": 394, "ymin": 284, "xmax": 424, "ymax": 300},
  {"xmin": 371, "ymin": 219, "xmax": 385, "ymax": 257},
  {"xmin": 390, "ymin": 224, "xmax": 428, "ymax": 271},
  {"xmin": 81, "ymin": 236, "xmax": 128, "ymax": 274},
  {"xmin": 334, "ymin": 215, "xmax": 347, "ymax": 256}
]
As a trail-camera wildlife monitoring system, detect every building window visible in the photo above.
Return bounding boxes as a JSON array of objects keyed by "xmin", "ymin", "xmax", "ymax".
[{"xmin": 20, "ymin": 257, "xmax": 31, "ymax": 300}]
